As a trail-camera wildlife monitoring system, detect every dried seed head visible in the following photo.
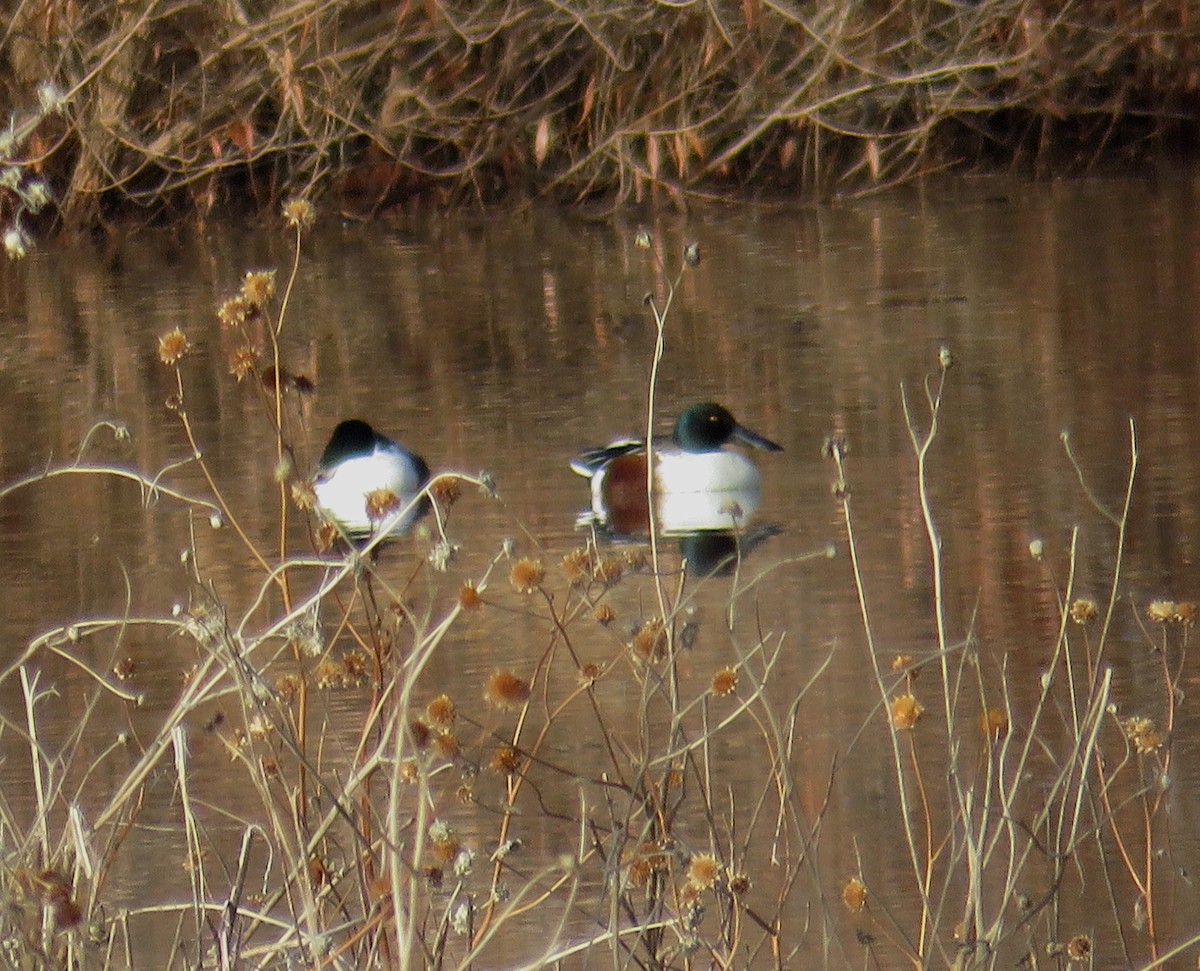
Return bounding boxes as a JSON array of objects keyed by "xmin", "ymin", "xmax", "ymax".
[
  {"xmin": 365, "ymin": 488, "xmax": 402, "ymax": 521},
  {"xmin": 282, "ymin": 197, "xmax": 316, "ymax": 231},
  {"xmin": 435, "ymin": 731, "xmax": 461, "ymax": 758},
  {"xmin": 247, "ymin": 714, "xmax": 273, "ymax": 739},
  {"xmin": 631, "ymin": 619, "xmax": 667, "ymax": 661},
  {"xmin": 594, "ymin": 557, "xmax": 624, "ymax": 585},
  {"xmin": 316, "ymin": 522, "xmax": 338, "ymax": 551},
  {"xmin": 458, "ymin": 582, "xmax": 482, "ymax": 612},
  {"xmin": 426, "ymin": 694, "xmax": 457, "ymax": 729},
  {"xmin": 842, "ymin": 877, "xmax": 867, "ymax": 912},
  {"xmin": 592, "ymin": 604, "xmax": 616, "ymax": 625},
  {"xmin": 710, "ymin": 667, "xmax": 738, "ymax": 697},
  {"xmin": 560, "ymin": 548, "xmax": 591, "ymax": 585},
  {"xmin": 1144, "ymin": 599, "xmax": 1197, "ymax": 623},
  {"xmin": 1069, "ymin": 599, "xmax": 1098, "ymax": 624},
  {"xmin": 1065, "ymin": 934, "xmax": 1090, "ymax": 961},
  {"xmin": 685, "ymin": 853, "xmax": 719, "ymax": 891},
  {"xmin": 578, "ymin": 662, "xmax": 602, "ymax": 684},
  {"xmin": 217, "ymin": 295, "xmax": 253, "ymax": 329},
  {"xmin": 979, "ymin": 707, "xmax": 1008, "ymax": 742},
  {"xmin": 302, "ymin": 656, "xmax": 336, "ymax": 685},
  {"xmin": 274, "ymin": 674, "xmax": 301, "ymax": 699},
  {"xmin": 341, "ymin": 651, "xmax": 368, "ymax": 684},
  {"xmin": 891, "ymin": 692, "xmax": 924, "ymax": 730},
  {"xmin": 1121, "ymin": 716, "xmax": 1163, "ymax": 754},
  {"xmin": 1147, "ymin": 600, "xmax": 1175, "ymax": 623},
  {"xmin": 430, "ymin": 475, "xmax": 462, "ymax": 507},
  {"xmin": 229, "ymin": 345, "xmax": 260, "ymax": 381},
  {"xmin": 3, "ymin": 224, "xmax": 30, "ymax": 260},
  {"xmin": 626, "ymin": 842, "xmax": 667, "ymax": 887},
  {"xmin": 485, "ymin": 670, "xmax": 531, "ymax": 709},
  {"xmin": 409, "ymin": 720, "xmax": 432, "ymax": 749},
  {"xmin": 313, "ymin": 659, "xmax": 341, "ymax": 688},
  {"xmin": 241, "ymin": 270, "xmax": 277, "ymax": 309},
  {"xmin": 489, "ymin": 746, "xmax": 521, "ymax": 774},
  {"xmin": 430, "ymin": 830, "xmax": 460, "ymax": 864},
  {"xmin": 627, "ymin": 857, "xmax": 651, "ymax": 887},
  {"xmin": 509, "ymin": 558, "xmax": 546, "ymax": 593},
  {"xmin": 728, "ymin": 872, "xmax": 751, "ymax": 896},
  {"xmin": 158, "ymin": 328, "xmax": 190, "ymax": 366},
  {"xmin": 291, "ymin": 480, "xmax": 317, "ymax": 511}
]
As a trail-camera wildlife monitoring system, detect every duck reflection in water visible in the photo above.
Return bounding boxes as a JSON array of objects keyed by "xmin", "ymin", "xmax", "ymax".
[
  {"xmin": 673, "ymin": 526, "xmax": 783, "ymax": 578},
  {"xmin": 570, "ymin": 402, "xmax": 782, "ymax": 576}
]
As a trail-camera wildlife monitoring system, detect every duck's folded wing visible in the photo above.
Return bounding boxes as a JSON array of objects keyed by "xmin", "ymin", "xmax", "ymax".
[{"xmin": 569, "ymin": 439, "xmax": 644, "ymax": 477}]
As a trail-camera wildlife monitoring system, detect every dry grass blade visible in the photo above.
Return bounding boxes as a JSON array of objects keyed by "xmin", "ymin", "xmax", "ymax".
[{"xmin": 1, "ymin": 0, "xmax": 1196, "ymax": 231}]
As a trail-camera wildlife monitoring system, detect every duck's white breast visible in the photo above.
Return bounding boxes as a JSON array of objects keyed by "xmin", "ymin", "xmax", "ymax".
[
  {"xmin": 313, "ymin": 448, "xmax": 424, "ymax": 534},
  {"xmin": 655, "ymin": 450, "xmax": 762, "ymax": 494},
  {"xmin": 655, "ymin": 451, "xmax": 762, "ymax": 533}
]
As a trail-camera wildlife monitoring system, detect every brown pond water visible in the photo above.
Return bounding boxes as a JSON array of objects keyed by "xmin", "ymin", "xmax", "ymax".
[{"xmin": 2, "ymin": 178, "xmax": 1200, "ymax": 969}]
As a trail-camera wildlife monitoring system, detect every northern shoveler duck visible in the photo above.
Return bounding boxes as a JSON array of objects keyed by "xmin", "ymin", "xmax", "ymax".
[
  {"xmin": 313, "ymin": 419, "xmax": 430, "ymax": 538},
  {"xmin": 570, "ymin": 402, "xmax": 782, "ymax": 535}
]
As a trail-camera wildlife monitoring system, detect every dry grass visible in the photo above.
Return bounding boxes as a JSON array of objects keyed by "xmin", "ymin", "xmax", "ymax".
[
  {"xmin": 0, "ymin": 0, "xmax": 1198, "ymax": 233},
  {"xmin": 1, "ymin": 205, "xmax": 1198, "ymax": 969}
]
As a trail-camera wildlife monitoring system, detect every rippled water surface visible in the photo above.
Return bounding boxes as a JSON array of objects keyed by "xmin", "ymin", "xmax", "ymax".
[{"xmin": 2, "ymin": 179, "xmax": 1200, "ymax": 968}]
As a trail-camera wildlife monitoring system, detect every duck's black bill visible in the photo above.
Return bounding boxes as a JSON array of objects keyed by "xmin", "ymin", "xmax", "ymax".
[{"xmin": 733, "ymin": 424, "xmax": 783, "ymax": 452}]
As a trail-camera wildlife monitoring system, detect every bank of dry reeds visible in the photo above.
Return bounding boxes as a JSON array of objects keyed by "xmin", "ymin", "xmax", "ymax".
[{"xmin": 1, "ymin": 0, "xmax": 1198, "ymax": 230}]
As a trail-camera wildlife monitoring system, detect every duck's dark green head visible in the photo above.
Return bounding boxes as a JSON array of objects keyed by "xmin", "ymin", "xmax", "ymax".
[{"xmin": 672, "ymin": 402, "xmax": 783, "ymax": 454}]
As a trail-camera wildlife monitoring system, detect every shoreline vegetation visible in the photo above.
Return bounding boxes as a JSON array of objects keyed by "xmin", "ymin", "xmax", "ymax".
[{"xmin": 2, "ymin": 0, "xmax": 1199, "ymax": 244}]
